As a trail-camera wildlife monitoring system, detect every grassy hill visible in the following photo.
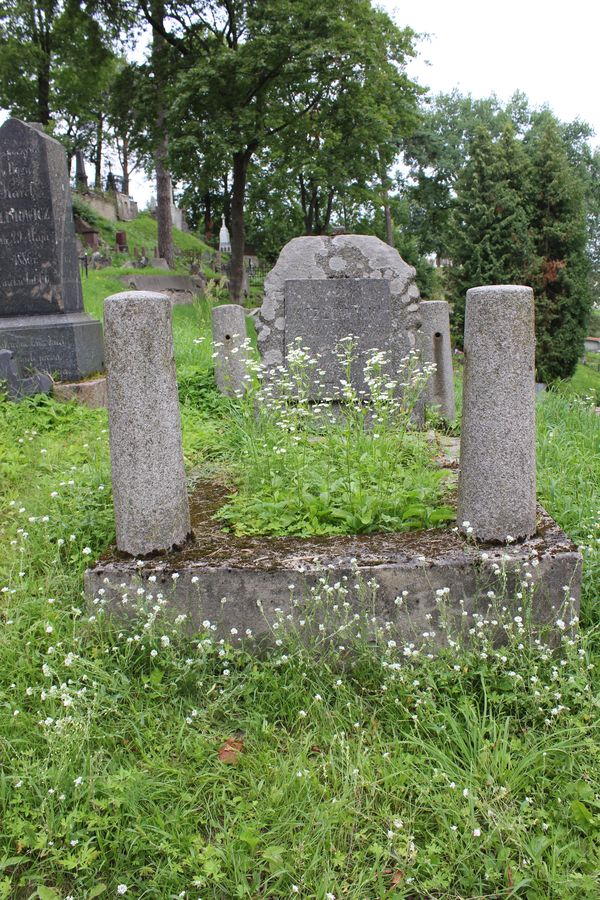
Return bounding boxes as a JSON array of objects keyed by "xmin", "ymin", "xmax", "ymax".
[{"xmin": 72, "ymin": 197, "xmax": 213, "ymax": 262}]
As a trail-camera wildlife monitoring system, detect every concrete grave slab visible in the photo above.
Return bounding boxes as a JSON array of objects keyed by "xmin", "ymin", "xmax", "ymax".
[
  {"xmin": 85, "ymin": 485, "xmax": 582, "ymax": 648},
  {"xmin": 121, "ymin": 274, "xmax": 204, "ymax": 305}
]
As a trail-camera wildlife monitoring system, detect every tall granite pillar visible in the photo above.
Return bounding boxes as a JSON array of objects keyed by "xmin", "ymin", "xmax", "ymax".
[
  {"xmin": 104, "ymin": 291, "xmax": 191, "ymax": 557},
  {"xmin": 0, "ymin": 118, "xmax": 104, "ymax": 380},
  {"xmin": 416, "ymin": 300, "xmax": 455, "ymax": 421},
  {"xmin": 458, "ymin": 285, "xmax": 536, "ymax": 542}
]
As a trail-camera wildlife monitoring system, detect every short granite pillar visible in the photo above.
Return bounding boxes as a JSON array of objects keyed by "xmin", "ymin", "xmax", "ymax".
[
  {"xmin": 212, "ymin": 303, "xmax": 250, "ymax": 395},
  {"xmin": 458, "ymin": 285, "xmax": 536, "ymax": 542},
  {"xmin": 104, "ymin": 291, "xmax": 191, "ymax": 556},
  {"xmin": 416, "ymin": 300, "xmax": 455, "ymax": 420}
]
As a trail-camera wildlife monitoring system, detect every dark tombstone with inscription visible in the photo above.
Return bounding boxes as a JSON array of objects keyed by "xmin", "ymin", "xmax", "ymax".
[{"xmin": 0, "ymin": 118, "xmax": 104, "ymax": 381}]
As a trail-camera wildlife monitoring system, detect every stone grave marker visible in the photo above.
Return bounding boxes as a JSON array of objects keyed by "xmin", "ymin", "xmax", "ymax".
[
  {"xmin": 255, "ymin": 235, "xmax": 421, "ymax": 386},
  {"xmin": 284, "ymin": 278, "xmax": 393, "ymax": 398},
  {"xmin": 0, "ymin": 118, "xmax": 104, "ymax": 380}
]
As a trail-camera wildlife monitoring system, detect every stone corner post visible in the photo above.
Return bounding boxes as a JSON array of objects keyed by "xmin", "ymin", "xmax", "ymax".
[
  {"xmin": 458, "ymin": 285, "xmax": 536, "ymax": 543},
  {"xmin": 212, "ymin": 303, "xmax": 250, "ymax": 395},
  {"xmin": 104, "ymin": 290, "xmax": 191, "ymax": 556},
  {"xmin": 415, "ymin": 300, "xmax": 455, "ymax": 421}
]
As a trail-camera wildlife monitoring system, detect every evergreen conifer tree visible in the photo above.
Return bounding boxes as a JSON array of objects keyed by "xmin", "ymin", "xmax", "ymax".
[
  {"xmin": 525, "ymin": 113, "xmax": 591, "ymax": 382},
  {"xmin": 449, "ymin": 124, "xmax": 533, "ymax": 341}
]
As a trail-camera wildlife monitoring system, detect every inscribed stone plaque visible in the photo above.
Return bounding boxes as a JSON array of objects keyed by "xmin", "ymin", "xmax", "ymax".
[
  {"xmin": 0, "ymin": 118, "xmax": 83, "ymax": 317},
  {"xmin": 284, "ymin": 279, "xmax": 392, "ymax": 398}
]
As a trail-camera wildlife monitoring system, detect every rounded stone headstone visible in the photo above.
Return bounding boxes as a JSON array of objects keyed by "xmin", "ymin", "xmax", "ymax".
[
  {"xmin": 254, "ymin": 233, "xmax": 421, "ymax": 376},
  {"xmin": 104, "ymin": 291, "xmax": 191, "ymax": 556},
  {"xmin": 458, "ymin": 285, "xmax": 536, "ymax": 543}
]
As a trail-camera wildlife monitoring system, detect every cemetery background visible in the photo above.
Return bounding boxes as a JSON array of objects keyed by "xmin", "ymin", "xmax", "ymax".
[{"xmin": 0, "ymin": 2, "xmax": 599, "ymax": 897}]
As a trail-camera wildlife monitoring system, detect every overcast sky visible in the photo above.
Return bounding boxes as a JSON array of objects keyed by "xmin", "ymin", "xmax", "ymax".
[
  {"xmin": 5, "ymin": 1, "xmax": 597, "ymax": 205},
  {"xmin": 383, "ymin": 0, "xmax": 600, "ymax": 139}
]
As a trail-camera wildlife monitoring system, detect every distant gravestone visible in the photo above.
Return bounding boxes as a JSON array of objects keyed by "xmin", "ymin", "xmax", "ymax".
[
  {"xmin": 285, "ymin": 279, "xmax": 393, "ymax": 398},
  {"xmin": 0, "ymin": 118, "xmax": 103, "ymax": 380},
  {"xmin": 219, "ymin": 216, "xmax": 231, "ymax": 253},
  {"xmin": 75, "ymin": 150, "xmax": 88, "ymax": 191}
]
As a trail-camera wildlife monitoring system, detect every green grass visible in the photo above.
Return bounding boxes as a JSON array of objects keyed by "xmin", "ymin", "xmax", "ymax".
[
  {"xmin": 1, "ymin": 306, "xmax": 599, "ymax": 896},
  {"xmin": 73, "ymin": 200, "xmax": 213, "ymax": 268},
  {"xmin": 556, "ymin": 363, "xmax": 600, "ymax": 405},
  {"xmin": 117, "ymin": 211, "xmax": 213, "ymax": 258},
  {"xmin": 216, "ymin": 347, "xmax": 454, "ymax": 537}
]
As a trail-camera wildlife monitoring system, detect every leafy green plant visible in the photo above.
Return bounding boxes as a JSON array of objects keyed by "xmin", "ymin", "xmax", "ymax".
[{"xmin": 217, "ymin": 339, "xmax": 455, "ymax": 536}]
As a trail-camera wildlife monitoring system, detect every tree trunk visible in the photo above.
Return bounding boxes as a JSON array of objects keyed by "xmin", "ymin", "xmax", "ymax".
[
  {"xmin": 155, "ymin": 135, "xmax": 173, "ymax": 265},
  {"xmin": 94, "ymin": 115, "xmax": 103, "ymax": 189},
  {"xmin": 121, "ymin": 137, "xmax": 130, "ymax": 195},
  {"xmin": 381, "ymin": 165, "xmax": 394, "ymax": 247},
  {"xmin": 203, "ymin": 191, "xmax": 212, "ymax": 238},
  {"xmin": 36, "ymin": 16, "xmax": 51, "ymax": 126},
  {"xmin": 222, "ymin": 172, "xmax": 230, "ymax": 222},
  {"xmin": 384, "ymin": 202, "xmax": 394, "ymax": 247},
  {"xmin": 37, "ymin": 61, "xmax": 51, "ymax": 126},
  {"xmin": 230, "ymin": 148, "xmax": 252, "ymax": 303},
  {"xmin": 152, "ymin": 0, "xmax": 174, "ymax": 267},
  {"xmin": 322, "ymin": 188, "xmax": 335, "ymax": 233}
]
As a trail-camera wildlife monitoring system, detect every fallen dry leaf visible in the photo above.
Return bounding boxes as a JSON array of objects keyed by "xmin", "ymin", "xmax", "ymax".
[
  {"xmin": 218, "ymin": 737, "xmax": 244, "ymax": 764},
  {"xmin": 390, "ymin": 869, "xmax": 404, "ymax": 888}
]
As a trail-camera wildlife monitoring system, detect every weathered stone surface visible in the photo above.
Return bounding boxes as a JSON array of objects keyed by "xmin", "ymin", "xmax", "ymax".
[
  {"xmin": 53, "ymin": 376, "xmax": 107, "ymax": 408},
  {"xmin": 285, "ymin": 279, "xmax": 392, "ymax": 398},
  {"xmin": 115, "ymin": 192, "xmax": 138, "ymax": 221},
  {"xmin": 212, "ymin": 304, "xmax": 250, "ymax": 395},
  {"xmin": 458, "ymin": 285, "xmax": 536, "ymax": 542},
  {"xmin": 104, "ymin": 291, "xmax": 191, "ymax": 556},
  {"xmin": 0, "ymin": 118, "xmax": 83, "ymax": 316},
  {"xmin": 0, "ymin": 348, "xmax": 53, "ymax": 400},
  {"xmin": 85, "ymin": 494, "xmax": 582, "ymax": 648},
  {"xmin": 121, "ymin": 274, "xmax": 203, "ymax": 305},
  {"xmin": 255, "ymin": 234, "xmax": 421, "ymax": 373},
  {"xmin": 415, "ymin": 300, "xmax": 455, "ymax": 420},
  {"xmin": 0, "ymin": 311, "xmax": 104, "ymax": 380}
]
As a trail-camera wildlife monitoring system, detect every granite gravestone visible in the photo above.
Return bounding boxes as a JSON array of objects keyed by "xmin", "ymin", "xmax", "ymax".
[
  {"xmin": 104, "ymin": 291, "xmax": 191, "ymax": 557},
  {"xmin": 284, "ymin": 279, "xmax": 393, "ymax": 398},
  {"xmin": 0, "ymin": 118, "xmax": 104, "ymax": 381},
  {"xmin": 255, "ymin": 235, "xmax": 421, "ymax": 378},
  {"xmin": 212, "ymin": 303, "xmax": 251, "ymax": 396}
]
